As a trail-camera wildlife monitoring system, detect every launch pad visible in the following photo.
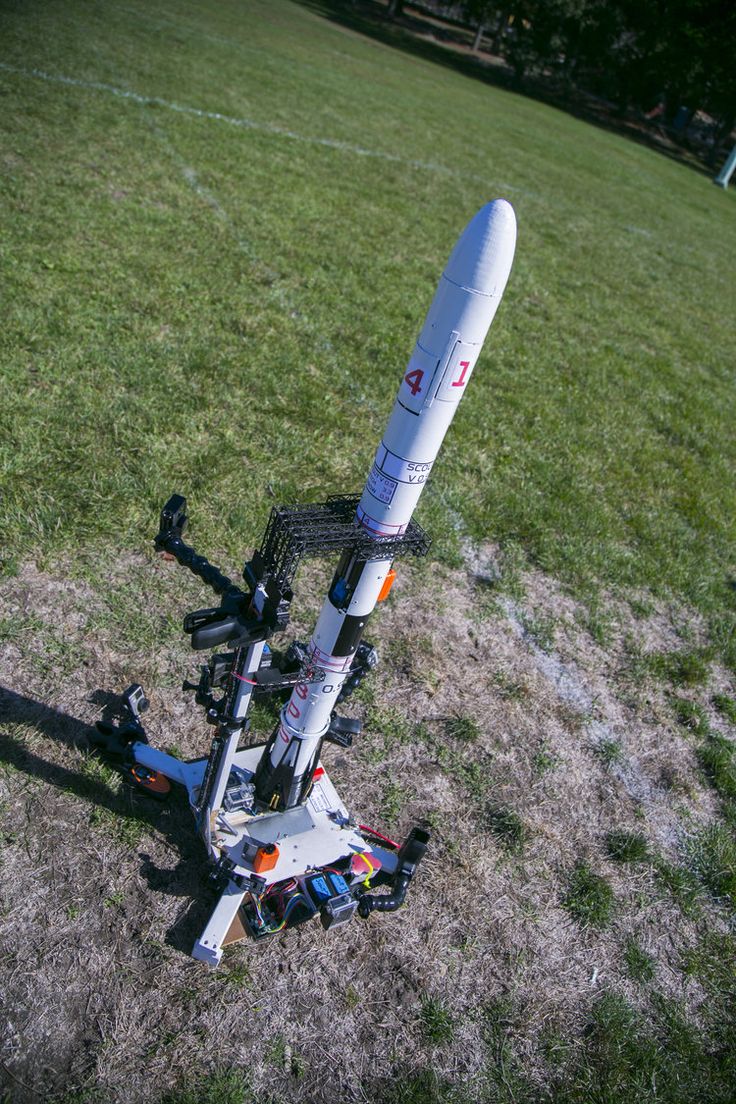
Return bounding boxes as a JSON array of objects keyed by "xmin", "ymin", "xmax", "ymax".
[
  {"xmin": 92, "ymin": 492, "xmax": 431, "ymax": 966},
  {"xmin": 90, "ymin": 198, "xmax": 516, "ymax": 966}
]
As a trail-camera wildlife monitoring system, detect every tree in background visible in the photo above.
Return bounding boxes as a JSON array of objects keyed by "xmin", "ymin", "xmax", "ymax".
[
  {"xmin": 391, "ymin": 0, "xmax": 735, "ymax": 143},
  {"xmin": 461, "ymin": 0, "xmax": 735, "ymax": 139},
  {"xmin": 613, "ymin": 0, "xmax": 736, "ymax": 131}
]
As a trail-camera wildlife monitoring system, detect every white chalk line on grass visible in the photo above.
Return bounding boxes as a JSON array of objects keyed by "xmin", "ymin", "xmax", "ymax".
[
  {"xmin": 0, "ymin": 61, "xmax": 531, "ymax": 200},
  {"xmin": 0, "ymin": 60, "xmax": 526, "ymax": 417},
  {"xmin": 156, "ymin": 125, "xmax": 262, "ymax": 260},
  {"xmin": 2, "ymin": 54, "xmax": 441, "ymax": 337},
  {"xmin": 150, "ymin": 121, "xmax": 385, "ymax": 419},
  {"xmin": 497, "ymin": 592, "xmax": 683, "ymax": 847},
  {"xmin": 153, "ymin": 124, "xmax": 285, "ymax": 294},
  {"xmin": 0, "ymin": 61, "xmax": 452, "ymax": 175}
]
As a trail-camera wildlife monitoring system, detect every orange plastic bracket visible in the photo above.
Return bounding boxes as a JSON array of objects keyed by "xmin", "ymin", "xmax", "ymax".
[
  {"xmin": 377, "ymin": 569, "xmax": 397, "ymax": 602},
  {"xmin": 253, "ymin": 843, "xmax": 279, "ymax": 873}
]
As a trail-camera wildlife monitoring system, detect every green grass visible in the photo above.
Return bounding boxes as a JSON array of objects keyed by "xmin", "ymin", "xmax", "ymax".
[
  {"xmin": 642, "ymin": 648, "xmax": 714, "ymax": 687},
  {"xmin": 486, "ymin": 802, "xmax": 528, "ymax": 852},
  {"xmin": 563, "ymin": 861, "xmax": 615, "ymax": 928},
  {"xmin": 481, "ymin": 999, "xmax": 536, "ymax": 1102},
  {"xmin": 77, "ymin": 752, "xmax": 150, "ymax": 846},
  {"xmin": 492, "ymin": 671, "xmax": 529, "ymax": 702},
  {"xmin": 670, "ymin": 688, "xmax": 736, "ymax": 890},
  {"xmin": 532, "ymin": 740, "xmax": 559, "ymax": 776},
  {"xmin": 671, "ymin": 696, "xmax": 711, "ymax": 731},
  {"xmin": 0, "ymin": 0, "xmax": 735, "ymax": 671},
  {"xmin": 160, "ymin": 1069, "xmax": 251, "ymax": 1104},
  {"xmin": 594, "ymin": 738, "xmax": 624, "ymax": 769},
  {"xmin": 623, "ymin": 937, "xmax": 656, "ymax": 982},
  {"xmin": 713, "ymin": 694, "xmax": 736, "ymax": 724},
  {"xmin": 605, "ymin": 829, "xmax": 650, "ymax": 863},
  {"xmin": 579, "ymin": 602, "xmax": 615, "ymax": 648},
  {"xmin": 445, "ymin": 714, "xmax": 481, "ymax": 742},
  {"xmin": 414, "ymin": 721, "xmax": 493, "ymax": 806},
  {"xmin": 380, "ymin": 1069, "xmax": 455, "ymax": 1104},
  {"xmin": 247, "ymin": 696, "xmax": 282, "ymax": 738},
  {"xmin": 681, "ymin": 930, "xmax": 736, "ymax": 998},
  {"xmin": 652, "ymin": 856, "xmax": 702, "ymax": 914},
  {"xmin": 551, "ymin": 990, "xmax": 736, "ymax": 1104},
  {"xmin": 381, "ymin": 779, "xmax": 407, "ymax": 822},
  {"xmin": 671, "ymin": 690, "xmax": 736, "ymax": 824},
  {"xmin": 419, "ymin": 996, "xmax": 455, "ymax": 1045},
  {"xmin": 518, "ymin": 610, "xmax": 557, "ymax": 652},
  {"xmin": 359, "ymin": 693, "xmax": 413, "ymax": 761},
  {"xmin": 697, "ymin": 731, "xmax": 736, "ymax": 802},
  {"xmin": 687, "ymin": 822, "xmax": 736, "ymax": 905}
]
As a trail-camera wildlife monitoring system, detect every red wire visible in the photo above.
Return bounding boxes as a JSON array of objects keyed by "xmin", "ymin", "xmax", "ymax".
[
  {"xmin": 233, "ymin": 672, "xmax": 258, "ymax": 686},
  {"xmin": 266, "ymin": 878, "xmax": 297, "ymax": 898},
  {"xmin": 359, "ymin": 824, "xmax": 399, "ymax": 849}
]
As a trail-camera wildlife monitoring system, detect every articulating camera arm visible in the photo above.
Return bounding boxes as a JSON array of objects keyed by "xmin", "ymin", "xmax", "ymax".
[
  {"xmin": 154, "ymin": 494, "xmax": 244, "ymax": 599},
  {"xmin": 155, "ymin": 494, "xmax": 269, "ymax": 652}
]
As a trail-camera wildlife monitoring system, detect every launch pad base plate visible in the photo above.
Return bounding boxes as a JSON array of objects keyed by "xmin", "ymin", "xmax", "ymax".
[
  {"xmin": 209, "ymin": 746, "xmax": 372, "ymax": 887},
  {"xmin": 172, "ymin": 747, "xmax": 390, "ymax": 966}
]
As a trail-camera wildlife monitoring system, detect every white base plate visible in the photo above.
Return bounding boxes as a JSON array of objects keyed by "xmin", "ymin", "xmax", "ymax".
[
  {"xmin": 134, "ymin": 741, "xmax": 371, "ymax": 884},
  {"xmin": 132, "ymin": 740, "xmax": 395, "ymax": 965},
  {"xmin": 214, "ymin": 746, "xmax": 369, "ymax": 883}
]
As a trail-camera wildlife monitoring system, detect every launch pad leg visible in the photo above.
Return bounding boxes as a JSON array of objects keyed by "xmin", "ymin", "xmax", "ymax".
[{"xmin": 192, "ymin": 879, "xmax": 247, "ymax": 967}]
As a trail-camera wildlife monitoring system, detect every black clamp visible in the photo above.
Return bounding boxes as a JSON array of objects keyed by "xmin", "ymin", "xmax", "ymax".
[
  {"xmin": 183, "ymin": 604, "xmax": 270, "ymax": 652},
  {"xmin": 325, "ymin": 714, "xmax": 362, "ymax": 749},
  {"xmin": 155, "ymin": 493, "xmax": 293, "ymax": 650},
  {"xmin": 90, "ymin": 683, "xmax": 150, "ymax": 761},
  {"xmin": 210, "ymin": 856, "xmax": 266, "ymax": 895},
  {"xmin": 358, "ymin": 827, "xmax": 430, "ymax": 917}
]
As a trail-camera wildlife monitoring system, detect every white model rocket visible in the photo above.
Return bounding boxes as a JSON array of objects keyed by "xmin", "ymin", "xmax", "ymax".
[{"xmin": 254, "ymin": 199, "xmax": 517, "ymax": 810}]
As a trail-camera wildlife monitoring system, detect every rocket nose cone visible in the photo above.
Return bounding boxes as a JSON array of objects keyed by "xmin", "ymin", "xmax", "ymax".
[{"xmin": 443, "ymin": 198, "xmax": 517, "ymax": 297}]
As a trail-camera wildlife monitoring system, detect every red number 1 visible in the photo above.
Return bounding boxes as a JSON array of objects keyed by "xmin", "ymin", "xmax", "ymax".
[
  {"xmin": 452, "ymin": 360, "xmax": 470, "ymax": 387},
  {"xmin": 404, "ymin": 368, "xmax": 424, "ymax": 396}
]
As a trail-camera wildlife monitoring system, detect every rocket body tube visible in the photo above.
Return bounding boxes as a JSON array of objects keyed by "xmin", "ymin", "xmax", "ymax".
[{"xmin": 254, "ymin": 200, "xmax": 517, "ymax": 810}]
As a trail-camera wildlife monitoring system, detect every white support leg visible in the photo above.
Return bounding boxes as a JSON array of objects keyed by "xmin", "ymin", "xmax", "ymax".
[
  {"xmin": 192, "ymin": 878, "xmax": 247, "ymax": 967},
  {"xmin": 130, "ymin": 743, "xmax": 194, "ymax": 788}
]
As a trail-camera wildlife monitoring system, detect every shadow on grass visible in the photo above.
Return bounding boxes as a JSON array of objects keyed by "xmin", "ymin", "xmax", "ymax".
[
  {"xmin": 0, "ymin": 683, "xmax": 215, "ymax": 955},
  {"xmin": 295, "ymin": 0, "xmax": 713, "ymax": 179}
]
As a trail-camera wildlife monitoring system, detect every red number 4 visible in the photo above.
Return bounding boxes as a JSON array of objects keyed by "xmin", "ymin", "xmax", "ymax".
[{"xmin": 404, "ymin": 368, "xmax": 424, "ymax": 396}]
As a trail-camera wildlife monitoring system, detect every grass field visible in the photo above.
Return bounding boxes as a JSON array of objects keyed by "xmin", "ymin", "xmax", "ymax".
[{"xmin": 1, "ymin": 1, "xmax": 736, "ymax": 1102}]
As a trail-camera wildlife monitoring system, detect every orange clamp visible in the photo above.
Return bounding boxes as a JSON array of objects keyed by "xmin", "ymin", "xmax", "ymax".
[
  {"xmin": 377, "ymin": 569, "xmax": 396, "ymax": 602},
  {"xmin": 252, "ymin": 843, "xmax": 279, "ymax": 873}
]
